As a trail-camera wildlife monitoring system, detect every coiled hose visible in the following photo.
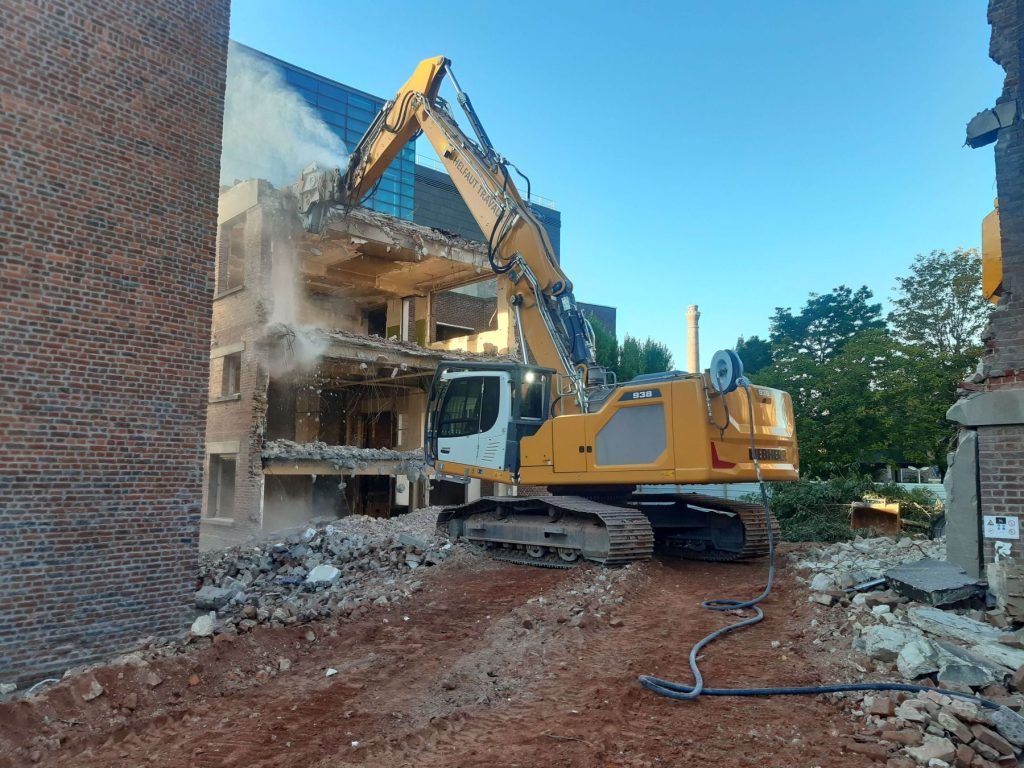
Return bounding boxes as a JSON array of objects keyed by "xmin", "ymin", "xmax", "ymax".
[{"xmin": 638, "ymin": 381, "xmax": 1007, "ymax": 715}]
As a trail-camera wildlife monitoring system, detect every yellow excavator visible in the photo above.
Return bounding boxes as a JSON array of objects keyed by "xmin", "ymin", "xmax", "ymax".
[{"xmin": 297, "ymin": 56, "xmax": 799, "ymax": 566}]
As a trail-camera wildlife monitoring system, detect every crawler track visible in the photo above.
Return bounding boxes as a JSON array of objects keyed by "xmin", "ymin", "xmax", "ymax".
[
  {"xmin": 439, "ymin": 492, "xmax": 779, "ymax": 566},
  {"xmin": 438, "ymin": 495, "xmax": 655, "ymax": 566},
  {"xmin": 639, "ymin": 492, "xmax": 780, "ymax": 562}
]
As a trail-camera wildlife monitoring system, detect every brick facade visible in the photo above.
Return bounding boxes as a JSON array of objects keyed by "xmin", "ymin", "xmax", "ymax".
[
  {"xmin": 980, "ymin": 0, "xmax": 1024, "ymax": 568},
  {"xmin": 0, "ymin": 0, "xmax": 228, "ymax": 684}
]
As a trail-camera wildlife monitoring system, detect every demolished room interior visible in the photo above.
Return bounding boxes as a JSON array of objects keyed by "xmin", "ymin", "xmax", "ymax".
[{"xmin": 201, "ymin": 177, "xmax": 518, "ymax": 549}]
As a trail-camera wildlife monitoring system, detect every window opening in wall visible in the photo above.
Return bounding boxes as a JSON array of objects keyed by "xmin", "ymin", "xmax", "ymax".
[
  {"xmin": 219, "ymin": 219, "xmax": 246, "ymax": 292},
  {"xmin": 435, "ymin": 322, "xmax": 474, "ymax": 342},
  {"xmin": 365, "ymin": 306, "xmax": 387, "ymax": 337},
  {"xmin": 208, "ymin": 454, "xmax": 237, "ymax": 518},
  {"xmin": 221, "ymin": 352, "xmax": 241, "ymax": 397},
  {"xmin": 400, "ymin": 297, "xmax": 414, "ymax": 342}
]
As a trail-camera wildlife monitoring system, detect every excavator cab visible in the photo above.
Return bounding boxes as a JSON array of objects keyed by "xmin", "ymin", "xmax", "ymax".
[{"xmin": 425, "ymin": 362, "xmax": 553, "ymax": 479}]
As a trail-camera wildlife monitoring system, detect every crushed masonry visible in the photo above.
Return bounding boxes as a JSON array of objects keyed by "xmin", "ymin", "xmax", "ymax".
[{"xmin": 794, "ymin": 534, "xmax": 1024, "ymax": 766}]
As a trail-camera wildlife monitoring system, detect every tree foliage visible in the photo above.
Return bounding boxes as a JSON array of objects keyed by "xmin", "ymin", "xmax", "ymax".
[
  {"xmin": 588, "ymin": 315, "xmax": 619, "ymax": 373},
  {"xmin": 889, "ymin": 248, "xmax": 991, "ymax": 358},
  {"xmin": 770, "ymin": 285, "xmax": 884, "ymax": 363},
  {"xmin": 751, "ymin": 255, "xmax": 984, "ymax": 478},
  {"xmin": 736, "ymin": 335, "xmax": 772, "ymax": 375},
  {"xmin": 608, "ymin": 334, "xmax": 674, "ymax": 382}
]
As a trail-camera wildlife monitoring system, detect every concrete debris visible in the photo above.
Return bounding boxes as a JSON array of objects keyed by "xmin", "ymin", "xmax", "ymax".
[
  {"xmin": 261, "ymin": 322, "xmax": 507, "ymax": 365},
  {"xmin": 190, "ymin": 613, "xmax": 216, "ymax": 638},
  {"xmin": 907, "ymin": 608, "xmax": 1003, "ymax": 646},
  {"xmin": 990, "ymin": 706, "xmax": 1024, "ymax": 747},
  {"xmin": 886, "ymin": 560, "xmax": 983, "ymax": 607},
  {"xmin": 262, "ymin": 439, "xmax": 430, "ymax": 480},
  {"xmin": 794, "ymin": 535, "xmax": 945, "ymax": 595},
  {"xmin": 796, "ymin": 535, "xmax": 1024, "ymax": 766},
  {"xmin": 906, "ymin": 735, "xmax": 956, "ymax": 765},
  {"xmin": 851, "ymin": 688, "xmax": 1024, "ymax": 766},
  {"xmin": 305, "ymin": 564, "xmax": 341, "ymax": 585},
  {"xmin": 0, "ymin": 683, "xmax": 16, "ymax": 696},
  {"xmin": 898, "ymin": 638, "xmax": 942, "ymax": 679},
  {"xmin": 854, "ymin": 625, "xmax": 918, "ymax": 662},
  {"xmin": 196, "ymin": 507, "xmax": 455, "ymax": 633},
  {"xmin": 195, "ymin": 585, "xmax": 235, "ymax": 610}
]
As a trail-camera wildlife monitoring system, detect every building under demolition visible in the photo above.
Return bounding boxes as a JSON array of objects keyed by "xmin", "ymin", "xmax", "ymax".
[{"xmin": 201, "ymin": 179, "xmax": 528, "ymax": 548}]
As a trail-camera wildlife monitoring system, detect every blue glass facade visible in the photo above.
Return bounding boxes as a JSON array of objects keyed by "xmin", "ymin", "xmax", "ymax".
[{"xmin": 241, "ymin": 43, "xmax": 416, "ymax": 220}]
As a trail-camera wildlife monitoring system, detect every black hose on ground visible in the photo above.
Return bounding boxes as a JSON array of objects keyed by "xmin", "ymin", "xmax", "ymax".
[{"xmin": 638, "ymin": 382, "xmax": 1012, "ymax": 717}]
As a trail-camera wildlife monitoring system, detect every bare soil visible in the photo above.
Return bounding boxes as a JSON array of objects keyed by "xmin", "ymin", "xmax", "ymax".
[{"xmin": 0, "ymin": 551, "xmax": 870, "ymax": 767}]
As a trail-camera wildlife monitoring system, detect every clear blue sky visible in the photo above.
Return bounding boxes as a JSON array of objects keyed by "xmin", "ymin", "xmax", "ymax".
[{"xmin": 231, "ymin": 1, "xmax": 1003, "ymax": 369}]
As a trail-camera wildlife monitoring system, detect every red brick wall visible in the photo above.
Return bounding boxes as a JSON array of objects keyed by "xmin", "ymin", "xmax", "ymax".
[
  {"xmin": 0, "ymin": 0, "xmax": 229, "ymax": 684},
  {"xmin": 203, "ymin": 192, "xmax": 276, "ymax": 548},
  {"xmin": 978, "ymin": 425, "xmax": 1024, "ymax": 563},
  {"xmin": 977, "ymin": 0, "xmax": 1024, "ymax": 566},
  {"xmin": 983, "ymin": 0, "xmax": 1024, "ymax": 377}
]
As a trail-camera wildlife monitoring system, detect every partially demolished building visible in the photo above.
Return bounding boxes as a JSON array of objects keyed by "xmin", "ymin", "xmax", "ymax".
[{"xmin": 202, "ymin": 180, "xmax": 520, "ymax": 548}]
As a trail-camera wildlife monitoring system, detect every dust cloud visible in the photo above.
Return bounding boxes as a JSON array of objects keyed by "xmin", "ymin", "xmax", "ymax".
[{"xmin": 220, "ymin": 42, "xmax": 348, "ymax": 187}]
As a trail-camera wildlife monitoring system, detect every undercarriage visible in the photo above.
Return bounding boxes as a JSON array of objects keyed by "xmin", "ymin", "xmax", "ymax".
[{"xmin": 436, "ymin": 489, "xmax": 778, "ymax": 567}]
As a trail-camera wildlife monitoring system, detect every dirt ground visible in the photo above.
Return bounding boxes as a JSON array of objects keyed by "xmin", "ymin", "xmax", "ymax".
[{"xmin": 0, "ymin": 551, "xmax": 872, "ymax": 767}]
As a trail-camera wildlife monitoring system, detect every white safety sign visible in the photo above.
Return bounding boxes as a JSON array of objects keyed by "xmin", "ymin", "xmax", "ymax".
[{"xmin": 984, "ymin": 515, "xmax": 1020, "ymax": 540}]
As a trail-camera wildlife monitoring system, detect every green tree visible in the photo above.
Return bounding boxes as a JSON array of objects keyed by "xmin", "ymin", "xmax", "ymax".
[
  {"xmin": 758, "ymin": 329, "xmax": 895, "ymax": 477},
  {"xmin": 736, "ymin": 335, "xmax": 772, "ymax": 375},
  {"xmin": 618, "ymin": 335, "xmax": 643, "ymax": 382},
  {"xmin": 889, "ymin": 248, "xmax": 992, "ymax": 359},
  {"xmin": 587, "ymin": 315, "xmax": 619, "ymax": 373},
  {"xmin": 615, "ymin": 334, "xmax": 673, "ymax": 381},
  {"xmin": 770, "ymin": 285, "xmax": 884, "ymax": 363},
  {"xmin": 641, "ymin": 338, "xmax": 674, "ymax": 375}
]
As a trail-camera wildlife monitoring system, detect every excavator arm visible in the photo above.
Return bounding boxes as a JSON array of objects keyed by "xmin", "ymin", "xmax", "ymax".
[{"xmin": 297, "ymin": 56, "xmax": 604, "ymax": 413}]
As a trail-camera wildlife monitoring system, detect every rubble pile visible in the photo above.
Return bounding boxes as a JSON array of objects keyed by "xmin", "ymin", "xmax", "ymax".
[
  {"xmin": 195, "ymin": 507, "xmax": 456, "ymax": 633},
  {"xmin": 845, "ymin": 689, "xmax": 1024, "ymax": 767},
  {"xmin": 793, "ymin": 536, "xmax": 946, "ymax": 593},
  {"xmin": 795, "ymin": 535, "xmax": 1024, "ymax": 766}
]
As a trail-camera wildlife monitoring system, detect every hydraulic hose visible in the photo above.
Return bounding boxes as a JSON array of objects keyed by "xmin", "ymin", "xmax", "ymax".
[{"xmin": 638, "ymin": 382, "xmax": 1015, "ymax": 718}]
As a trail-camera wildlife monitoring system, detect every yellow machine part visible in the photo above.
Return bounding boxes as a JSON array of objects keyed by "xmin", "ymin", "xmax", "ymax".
[
  {"xmin": 983, "ymin": 199, "xmax": 1002, "ymax": 304},
  {"xmin": 850, "ymin": 496, "xmax": 901, "ymax": 535},
  {"xmin": 518, "ymin": 375, "xmax": 798, "ymax": 487}
]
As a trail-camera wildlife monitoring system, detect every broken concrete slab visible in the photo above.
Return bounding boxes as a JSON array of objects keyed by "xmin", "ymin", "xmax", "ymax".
[
  {"xmin": 967, "ymin": 642, "xmax": 1024, "ymax": 672},
  {"xmin": 990, "ymin": 707, "xmax": 1024, "ymax": 747},
  {"xmin": 305, "ymin": 564, "xmax": 341, "ymax": 585},
  {"xmin": 899, "ymin": 638, "xmax": 942, "ymax": 679},
  {"xmin": 195, "ymin": 585, "xmax": 235, "ymax": 610},
  {"xmin": 907, "ymin": 607, "xmax": 1003, "ymax": 645},
  {"xmin": 886, "ymin": 560, "xmax": 983, "ymax": 607},
  {"xmin": 855, "ymin": 625, "xmax": 920, "ymax": 662}
]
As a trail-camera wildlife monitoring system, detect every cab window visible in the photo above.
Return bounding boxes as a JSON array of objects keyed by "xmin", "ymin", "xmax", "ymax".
[
  {"xmin": 519, "ymin": 373, "xmax": 547, "ymax": 420},
  {"xmin": 439, "ymin": 376, "xmax": 501, "ymax": 437}
]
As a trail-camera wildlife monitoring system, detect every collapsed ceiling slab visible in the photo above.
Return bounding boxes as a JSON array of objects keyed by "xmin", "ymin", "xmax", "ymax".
[
  {"xmin": 299, "ymin": 207, "xmax": 494, "ymax": 297},
  {"xmin": 261, "ymin": 439, "xmax": 430, "ymax": 479}
]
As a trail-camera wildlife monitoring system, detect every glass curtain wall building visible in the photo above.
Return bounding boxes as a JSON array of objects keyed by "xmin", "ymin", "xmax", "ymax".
[
  {"xmin": 239, "ymin": 42, "xmax": 416, "ymax": 220},
  {"xmin": 234, "ymin": 42, "xmax": 562, "ymax": 254}
]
